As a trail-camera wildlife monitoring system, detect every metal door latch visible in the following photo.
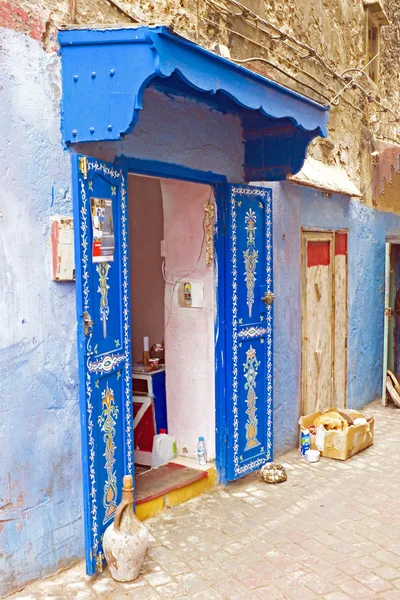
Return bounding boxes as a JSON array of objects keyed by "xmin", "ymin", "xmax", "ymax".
[
  {"xmin": 79, "ymin": 156, "xmax": 88, "ymax": 179},
  {"xmin": 262, "ymin": 291, "xmax": 275, "ymax": 305},
  {"xmin": 385, "ymin": 307, "xmax": 394, "ymax": 318},
  {"xmin": 83, "ymin": 311, "xmax": 93, "ymax": 335}
]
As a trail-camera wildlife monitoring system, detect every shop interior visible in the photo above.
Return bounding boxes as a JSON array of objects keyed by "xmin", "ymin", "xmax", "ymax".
[{"xmin": 128, "ymin": 174, "xmax": 216, "ymax": 503}]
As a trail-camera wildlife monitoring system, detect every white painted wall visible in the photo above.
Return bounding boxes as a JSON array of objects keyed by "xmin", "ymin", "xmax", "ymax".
[{"xmin": 161, "ymin": 179, "xmax": 216, "ymax": 459}]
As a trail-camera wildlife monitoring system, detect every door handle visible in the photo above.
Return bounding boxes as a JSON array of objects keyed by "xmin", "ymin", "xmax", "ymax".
[
  {"xmin": 83, "ymin": 311, "xmax": 93, "ymax": 336},
  {"xmin": 385, "ymin": 307, "xmax": 394, "ymax": 318},
  {"xmin": 261, "ymin": 291, "xmax": 275, "ymax": 305}
]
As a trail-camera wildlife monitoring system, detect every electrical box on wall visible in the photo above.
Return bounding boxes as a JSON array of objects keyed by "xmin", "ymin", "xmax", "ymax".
[
  {"xmin": 178, "ymin": 281, "xmax": 204, "ymax": 308},
  {"xmin": 51, "ymin": 216, "xmax": 75, "ymax": 281}
]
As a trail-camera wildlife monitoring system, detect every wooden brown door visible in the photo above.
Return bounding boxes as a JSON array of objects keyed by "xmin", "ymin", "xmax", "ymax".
[{"xmin": 301, "ymin": 231, "xmax": 347, "ymax": 415}]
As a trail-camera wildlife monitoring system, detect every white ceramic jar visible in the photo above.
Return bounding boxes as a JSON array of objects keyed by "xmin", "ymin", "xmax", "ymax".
[{"xmin": 103, "ymin": 475, "xmax": 149, "ymax": 582}]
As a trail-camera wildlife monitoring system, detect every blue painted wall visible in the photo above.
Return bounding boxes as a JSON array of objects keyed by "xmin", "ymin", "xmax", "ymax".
[
  {"xmin": 270, "ymin": 181, "xmax": 400, "ymax": 456},
  {"xmin": 0, "ymin": 30, "xmax": 83, "ymax": 596}
]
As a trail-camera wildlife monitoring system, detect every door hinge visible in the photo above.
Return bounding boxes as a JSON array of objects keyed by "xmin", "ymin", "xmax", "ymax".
[
  {"xmin": 79, "ymin": 156, "xmax": 88, "ymax": 180},
  {"xmin": 83, "ymin": 311, "xmax": 93, "ymax": 335},
  {"xmin": 385, "ymin": 307, "xmax": 394, "ymax": 318},
  {"xmin": 96, "ymin": 552, "xmax": 104, "ymax": 573}
]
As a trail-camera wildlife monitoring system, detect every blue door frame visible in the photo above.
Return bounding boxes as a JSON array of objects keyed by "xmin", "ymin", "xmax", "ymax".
[
  {"xmin": 72, "ymin": 155, "xmax": 134, "ymax": 575},
  {"xmin": 115, "ymin": 156, "xmax": 230, "ymax": 483}
]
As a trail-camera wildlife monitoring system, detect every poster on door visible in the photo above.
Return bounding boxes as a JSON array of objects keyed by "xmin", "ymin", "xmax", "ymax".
[{"xmin": 90, "ymin": 197, "xmax": 115, "ymax": 262}]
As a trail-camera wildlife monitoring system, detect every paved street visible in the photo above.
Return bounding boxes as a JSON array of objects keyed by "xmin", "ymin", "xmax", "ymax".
[{"xmin": 8, "ymin": 399, "xmax": 400, "ymax": 600}]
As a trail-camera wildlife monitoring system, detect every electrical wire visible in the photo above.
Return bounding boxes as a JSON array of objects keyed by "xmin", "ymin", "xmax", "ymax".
[
  {"xmin": 218, "ymin": 0, "xmax": 343, "ymax": 80},
  {"xmin": 196, "ymin": 0, "xmax": 200, "ymax": 41},
  {"xmin": 184, "ymin": 3, "xmax": 365, "ymax": 114},
  {"xmin": 360, "ymin": 173, "xmax": 376, "ymax": 198},
  {"xmin": 230, "ymin": 57, "xmax": 332, "ymax": 104},
  {"xmin": 341, "ymin": 67, "xmax": 374, "ymax": 84},
  {"xmin": 105, "ymin": 0, "xmax": 140, "ymax": 22},
  {"xmin": 330, "ymin": 52, "xmax": 380, "ymax": 104},
  {"xmin": 202, "ymin": 0, "xmax": 400, "ymax": 127},
  {"xmin": 104, "ymin": 0, "xmax": 399, "ymax": 140},
  {"xmin": 185, "ymin": 4, "xmax": 334, "ymax": 103}
]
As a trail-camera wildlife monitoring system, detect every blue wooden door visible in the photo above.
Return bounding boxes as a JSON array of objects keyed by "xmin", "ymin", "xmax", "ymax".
[
  {"xmin": 72, "ymin": 155, "xmax": 134, "ymax": 574},
  {"xmin": 226, "ymin": 185, "xmax": 273, "ymax": 481}
]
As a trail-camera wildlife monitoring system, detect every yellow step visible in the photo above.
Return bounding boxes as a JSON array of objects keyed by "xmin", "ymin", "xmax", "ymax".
[{"xmin": 135, "ymin": 462, "xmax": 216, "ymax": 521}]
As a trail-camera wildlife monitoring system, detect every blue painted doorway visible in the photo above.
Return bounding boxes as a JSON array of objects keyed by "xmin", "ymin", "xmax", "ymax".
[
  {"xmin": 225, "ymin": 185, "xmax": 273, "ymax": 481},
  {"xmin": 72, "ymin": 155, "xmax": 274, "ymax": 573},
  {"xmin": 72, "ymin": 155, "xmax": 134, "ymax": 575}
]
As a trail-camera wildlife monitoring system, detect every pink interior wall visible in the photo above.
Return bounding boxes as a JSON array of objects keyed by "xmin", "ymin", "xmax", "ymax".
[
  {"xmin": 129, "ymin": 175, "xmax": 164, "ymax": 362},
  {"xmin": 161, "ymin": 179, "xmax": 216, "ymax": 459}
]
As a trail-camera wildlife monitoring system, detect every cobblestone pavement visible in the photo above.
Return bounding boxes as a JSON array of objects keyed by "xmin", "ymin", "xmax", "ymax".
[{"xmin": 8, "ymin": 400, "xmax": 400, "ymax": 600}]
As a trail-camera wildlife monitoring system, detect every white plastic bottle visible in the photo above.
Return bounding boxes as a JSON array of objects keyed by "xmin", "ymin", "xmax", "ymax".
[
  {"xmin": 197, "ymin": 436, "xmax": 207, "ymax": 466},
  {"xmin": 151, "ymin": 429, "xmax": 177, "ymax": 468}
]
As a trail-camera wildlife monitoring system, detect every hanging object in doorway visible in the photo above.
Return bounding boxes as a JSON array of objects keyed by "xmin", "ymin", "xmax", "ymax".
[
  {"xmin": 261, "ymin": 463, "xmax": 287, "ymax": 484},
  {"xmin": 103, "ymin": 475, "xmax": 149, "ymax": 582},
  {"xmin": 204, "ymin": 201, "xmax": 215, "ymax": 266}
]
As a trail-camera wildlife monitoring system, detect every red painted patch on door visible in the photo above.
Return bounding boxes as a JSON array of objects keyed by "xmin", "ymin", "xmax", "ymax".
[
  {"xmin": 335, "ymin": 232, "xmax": 347, "ymax": 256},
  {"xmin": 307, "ymin": 241, "xmax": 330, "ymax": 267}
]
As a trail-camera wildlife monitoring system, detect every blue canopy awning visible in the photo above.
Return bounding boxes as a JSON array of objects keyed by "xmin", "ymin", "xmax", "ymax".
[{"xmin": 59, "ymin": 26, "xmax": 329, "ymax": 181}]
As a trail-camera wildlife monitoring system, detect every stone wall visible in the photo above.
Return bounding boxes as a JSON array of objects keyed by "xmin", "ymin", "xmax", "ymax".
[{"xmin": 3, "ymin": 0, "xmax": 400, "ymax": 210}]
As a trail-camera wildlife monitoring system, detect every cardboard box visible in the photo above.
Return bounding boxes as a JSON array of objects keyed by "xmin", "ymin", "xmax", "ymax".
[{"xmin": 299, "ymin": 408, "xmax": 374, "ymax": 461}]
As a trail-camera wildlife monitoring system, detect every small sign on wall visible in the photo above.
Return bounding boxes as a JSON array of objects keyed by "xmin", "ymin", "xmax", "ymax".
[
  {"xmin": 178, "ymin": 281, "xmax": 205, "ymax": 308},
  {"xmin": 51, "ymin": 216, "xmax": 75, "ymax": 281}
]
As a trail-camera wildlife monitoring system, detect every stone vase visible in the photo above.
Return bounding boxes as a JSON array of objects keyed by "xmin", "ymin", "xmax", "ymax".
[{"xmin": 103, "ymin": 475, "xmax": 149, "ymax": 582}]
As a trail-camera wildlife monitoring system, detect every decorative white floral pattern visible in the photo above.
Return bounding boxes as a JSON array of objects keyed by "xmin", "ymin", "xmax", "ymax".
[
  {"xmin": 98, "ymin": 384, "xmax": 119, "ymax": 524},
  {"xmin": 238, "ymin": 326, "xmax": 269, "ymax": 339},
  {"xmin": 88, "ymin": 353, "xmax": 125, "ymax": 374},
  {"xmin": 265, "ymin": 189, "xmax": 273, "ymax": 462},
  {"xmin": 244, "ymin": 209, "xmax": 258, "ymax": 318},
  {"xmin": 230, "ymin": 188, "xmax": 239, "ymax": 475},
  {"xmin": 120, "ymin": 172, "xmax": 133, "ymax": 474},
  {"xmin": 230, "ymin": 185, "xmax": 273, "ymax": 478},
  {"xmin": 80, "ymin": 177, "xmax": 99, "ymax": 560},
  {"xmin": 78, "ymin": 159, "xmax": 134, "ymax": 569},
  {"xmin": 243, "ymin": 345, "xmax": 261, "ymax": 451},
  {"xmin": 97, "ymin": 263, "xmax": 111, "ymax": 339},
  {"xmin": 87, "ymin": 160, "xmax": 120, "ymax": 179}
]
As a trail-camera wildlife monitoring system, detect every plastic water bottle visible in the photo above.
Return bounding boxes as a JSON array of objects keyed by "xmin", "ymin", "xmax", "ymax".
[
  {"xmin": 151, "ymin": 429, "xmax": 177, "ymax": 468},
  {"xmin": 197, "ymin": 436, "xmax": 207, "ymax": 466},
  {"xmin": 300, "ymin": 429, "xmax": 311, "ymax": 457}
]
